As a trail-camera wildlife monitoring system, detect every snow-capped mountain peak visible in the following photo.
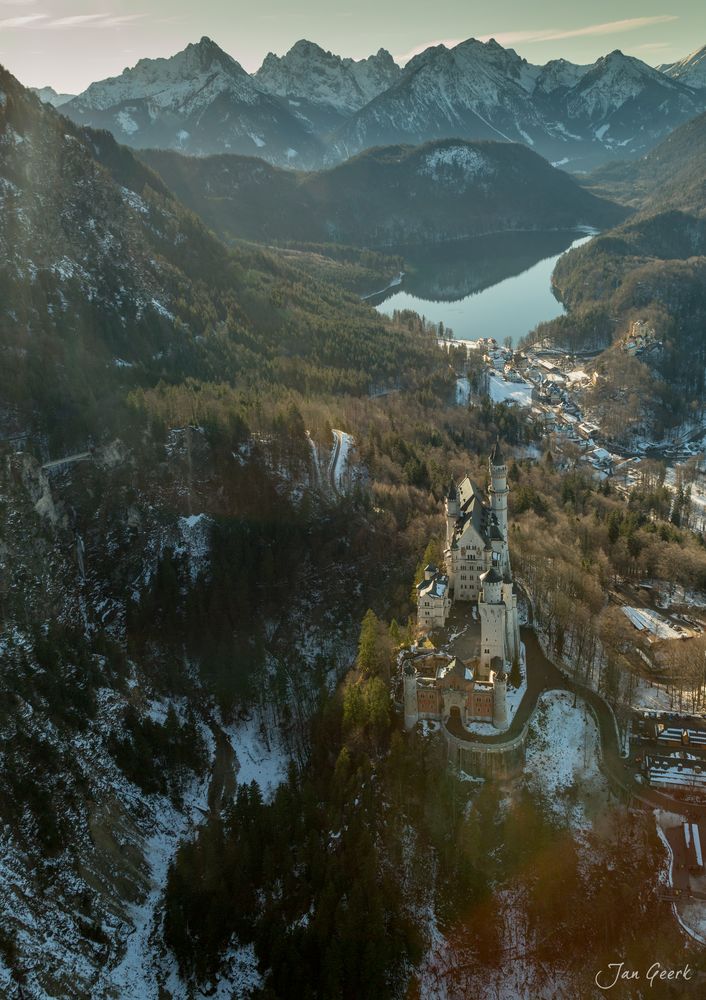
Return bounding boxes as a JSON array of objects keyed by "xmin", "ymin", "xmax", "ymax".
[
  {"xmin": 533, "ymin": 58, "xmax": 590, "ymax": 95},
  {"xmin": 659, "ymin": 44, "xmax": 706, "ymax": 90},
  {"xmin": 255, "ymin": 39, "xmax": 400, "ymax": 113},
  {"xmin": 67, "ymin": 36, "xmax": 253, "ymax": 115},
  {"xmin": 60, "ymin": 37, "xmax": 325, "ymax": 166}
]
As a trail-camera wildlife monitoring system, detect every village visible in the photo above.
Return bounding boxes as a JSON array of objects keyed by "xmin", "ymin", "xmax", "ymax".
[{"xmin": 445, "ymin": 323, "xmax": 706, "ymax": 520}]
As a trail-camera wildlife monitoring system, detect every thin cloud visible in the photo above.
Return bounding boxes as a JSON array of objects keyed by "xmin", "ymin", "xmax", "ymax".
[
  {"xmin": 0, "ymin": 13, "xmax": 45, "ymax": 26},
  {"xmin": 47, "ymin": 15, "xmax": 111, "ymax": 29},
  {"xmin": 396, "ymin": 16, "xmax": 679, "ymax": 64},
  {"xmin": 478, "ymin": 16, "xmax": 679, "ymax": 46},
  {"xmin": 0, "ymin": 11, "xmax": 146, "ymax": 29}
]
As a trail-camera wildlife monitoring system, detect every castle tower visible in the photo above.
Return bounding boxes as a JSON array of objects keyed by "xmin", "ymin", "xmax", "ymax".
[
  {"xmin": 445, "ymin": 479, "xmax": 459, "ymax": 548},
  {"xmin": 403, "ymin": 663, "xmax": 419, "ymax": 730},
  {"xmin": 489, "ymin": 441, "xmax": 510, "ymax": 575},
  {"xmin": 478, "ymin": 567, "xmax": 506, "ymax": 675},
  {"xmin": 492, "ymin": 668, "xmax": 508, "ymax": 729}
]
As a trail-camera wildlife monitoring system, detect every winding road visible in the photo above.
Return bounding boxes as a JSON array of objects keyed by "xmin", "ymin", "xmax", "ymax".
[{"xmin": 448, "ymin": 624, "xmax": 706, "ymax": 819}]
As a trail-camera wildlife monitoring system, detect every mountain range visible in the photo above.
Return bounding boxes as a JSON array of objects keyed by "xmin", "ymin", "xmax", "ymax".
[{"xmin": 54, "ymin": 36, "xmax": 706, "ymax": 171}]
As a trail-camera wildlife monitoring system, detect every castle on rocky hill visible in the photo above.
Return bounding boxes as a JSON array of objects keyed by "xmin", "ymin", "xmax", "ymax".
[{"xmin": 407, "ymin": 442, "xmax": 520, "ymax": 730}]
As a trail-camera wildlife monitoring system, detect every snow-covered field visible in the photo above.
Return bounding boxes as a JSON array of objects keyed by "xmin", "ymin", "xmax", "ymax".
[
  {"xmin": 632, "ymin": 676, "xmax": 674, "ymax": 712},
  {"xmin": 525, "ymin": 690, "xmax": 608, "ymax": 828},
  {"xmin": 487, "ymin": 371, "xmax": 532, "ymax": 407}
]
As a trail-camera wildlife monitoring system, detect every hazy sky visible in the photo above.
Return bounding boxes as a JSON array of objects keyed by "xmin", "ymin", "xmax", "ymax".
[{"xmin": 1, "ymin": 0, "xmax": 704, "ymax": 94}]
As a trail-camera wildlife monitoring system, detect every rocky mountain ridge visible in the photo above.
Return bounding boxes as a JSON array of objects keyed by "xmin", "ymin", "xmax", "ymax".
[{"xmin": 56, "ymin": 35, "xmax": 706, "ymax": 170}]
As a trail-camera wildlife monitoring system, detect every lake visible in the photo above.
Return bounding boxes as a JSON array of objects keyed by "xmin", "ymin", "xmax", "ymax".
[{"xmin": 373, "ymin": 229, "xmax": 594, "ymax": 346}]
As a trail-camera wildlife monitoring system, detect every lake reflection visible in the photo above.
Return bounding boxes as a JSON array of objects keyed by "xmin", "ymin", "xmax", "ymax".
[{"xmin": 374, "ymin": 230, "xmax": 593, "ymax": 345}]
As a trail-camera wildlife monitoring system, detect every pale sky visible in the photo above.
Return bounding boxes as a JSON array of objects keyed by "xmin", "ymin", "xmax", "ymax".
[{"xmin": 1, "ymin": 0, "xmax": 704, "ymax": 94}]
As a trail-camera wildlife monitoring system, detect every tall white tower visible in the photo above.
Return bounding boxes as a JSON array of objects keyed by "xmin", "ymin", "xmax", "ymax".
[
  {"xmin": 489, "ymin": 441, "xmax": 510, "ymax": 576},
  {"xmin": 477, "ymin": 566, "xmax": 506, "ymax": 675}
]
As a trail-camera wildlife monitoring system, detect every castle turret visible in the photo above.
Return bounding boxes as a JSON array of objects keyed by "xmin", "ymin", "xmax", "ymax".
[
  {"xmin": 445, "ymin": 479, "xmax": 459, "ymax": 548},
  {"xmin": 489, "ymin": 441, "xmax": 510, "ymax": 575},
  {"xmin": 492, "ymin": 668, "xmax": 508, "ymax": 729}
]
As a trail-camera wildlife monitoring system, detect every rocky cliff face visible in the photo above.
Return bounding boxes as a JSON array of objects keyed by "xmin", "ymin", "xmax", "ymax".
[{"xmin": 255, "ymin": 39, "xmax": 400, "ymax": 114}]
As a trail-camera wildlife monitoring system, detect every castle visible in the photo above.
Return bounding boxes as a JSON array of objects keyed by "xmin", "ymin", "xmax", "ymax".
[{"xmin": 407, "ymin": 442, "xmax": 520, "ymax": 730}]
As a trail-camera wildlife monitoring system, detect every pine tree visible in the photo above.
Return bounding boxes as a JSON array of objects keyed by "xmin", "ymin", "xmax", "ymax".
[
  {"xmin": 356, "ymin": 609, "xmax": 381, "ymax": 676},
  {"xmin": 509, "ymin": 655, "xmax": 522, "ymax": 690}
]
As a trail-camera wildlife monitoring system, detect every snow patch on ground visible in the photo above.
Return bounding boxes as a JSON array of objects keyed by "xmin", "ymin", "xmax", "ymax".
[
  {"xmin": 525, "ymin": 690, "xmax": 607, "ymax": 827},
  {"xmin": 224, "ymin": 715, "xmax": 288, "ymax": 801},
  {"xmin": 419, "ymin": 145, "xmax": 493, "ymax": 186},
  {"xmin": 176, "ymin": 513, "xmax": 212, "ymax": 581},
  {"xmin": 116, "ymin": 110, "xmax": 140, "ymax": 135},
  {"xmin": 455, "ymin": 376, "xmax": 470, "ymax": 406},
  {"xmin": 107, "ymin": 774, "xmax": 210, "ymax": 999}
]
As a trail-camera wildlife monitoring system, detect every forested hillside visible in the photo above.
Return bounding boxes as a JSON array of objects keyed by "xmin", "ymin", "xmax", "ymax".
[
  {"xmin": 0, "ymin": 65, "xmax": 441, "ymax": 452},
  {"xmin": 528, "ymin": 112, "xmax": 706, "ymax": 439},
  {"xmin": 139, "ymin": 139, "xmax": 625, "ymax": 248}
]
